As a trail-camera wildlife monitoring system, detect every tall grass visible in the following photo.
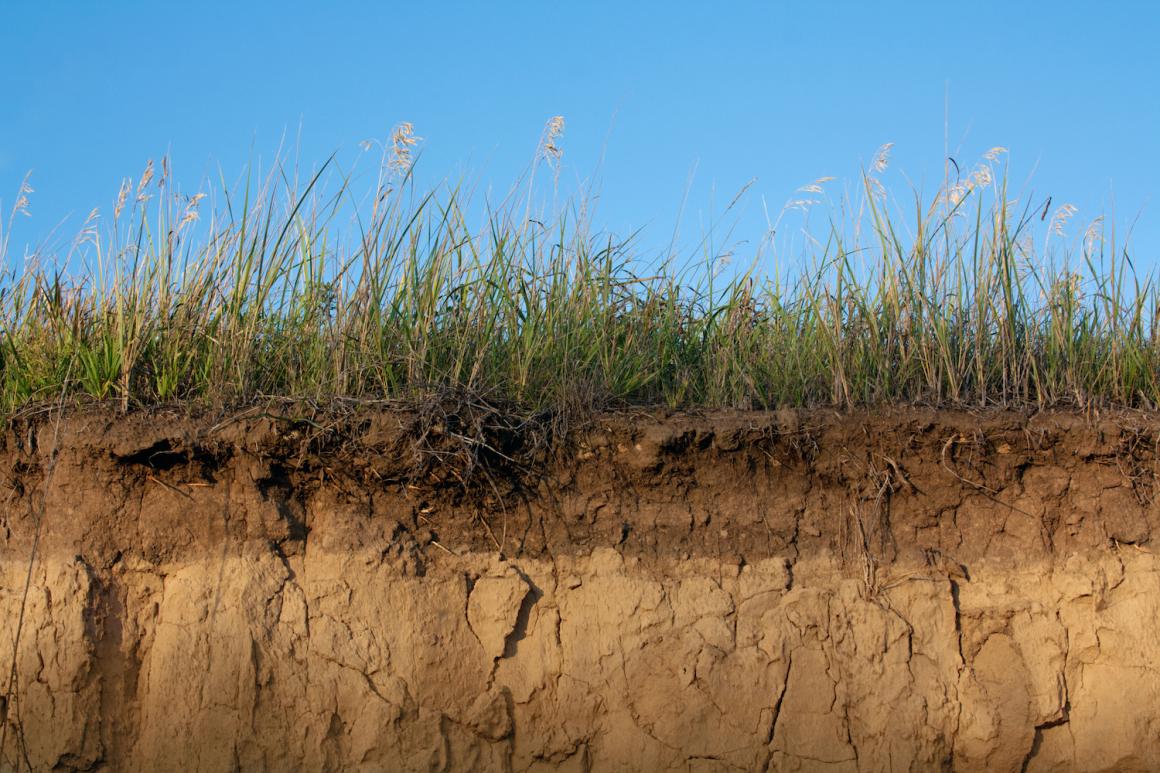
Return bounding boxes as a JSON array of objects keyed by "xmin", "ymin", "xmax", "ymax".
[{"xmin": 0, "ymin": 131, "xmax": 1156, "ymax": 417}]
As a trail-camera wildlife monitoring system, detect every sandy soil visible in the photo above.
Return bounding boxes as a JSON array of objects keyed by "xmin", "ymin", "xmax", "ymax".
[{"xmin": 2, "ymin": 406, "xmax": 1158, "ymax": 771}]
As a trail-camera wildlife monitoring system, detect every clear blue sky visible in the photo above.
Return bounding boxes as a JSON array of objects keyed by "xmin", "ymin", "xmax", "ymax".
[{"xmin": 2, "ymin": 1, "xmax": 1158, "ymax": 271}]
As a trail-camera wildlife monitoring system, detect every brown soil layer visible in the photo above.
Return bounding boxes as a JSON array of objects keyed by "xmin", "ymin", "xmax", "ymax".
[{"xmin": 2, "ymin": 406, "xmax": 1159, "ymax": 770}]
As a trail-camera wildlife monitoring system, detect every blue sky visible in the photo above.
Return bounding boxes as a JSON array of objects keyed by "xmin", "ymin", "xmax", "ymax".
[{"xmin": 2, "ymin": 1, "xmax": 1158, "ymax": 271}]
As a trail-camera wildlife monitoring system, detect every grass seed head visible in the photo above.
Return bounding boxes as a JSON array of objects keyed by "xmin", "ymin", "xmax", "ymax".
[
  {"xmin": 1050, "ymin": 203, "xmax": 1079, "ymax": 237},
  {"xmin": 389, "ymin": 122, "xmax": 421, "ymax": 175},
  {"xmin": 177, "ymin": 194, "xmax": 205, "ymax": 231},
  {"xmin": 871, "ymin": 142, "xmax": 894, "ymax": 173},
  {"xmin": 136, "ymin": 159, "xmax": 154, "ymax": 202},
  {"xmin": 1083, "ymin": 215, "xmax": 1105, "ymax": 253},
  {"xmin": 12, "ymin": 179, "xmax": 33, "ymax": 217},
  {"xmin": 541, "ymin": 115, "xmax": 565, "ymax": 162},
  {"xmin": 114, "ymin": 179, "xmax": 131, "ymax": 220},
  {"xmin": 797, "ymin": 176, "xmax": 835, "ymax": 194},
  {"xmin": 970, "ymin": 164, "xmax": 993, "ymax": 189}
]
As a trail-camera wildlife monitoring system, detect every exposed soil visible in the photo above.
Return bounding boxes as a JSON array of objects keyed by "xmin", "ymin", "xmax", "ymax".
[{"xmin": 2, "ymin": 405, "xmax": 1159, "ymax": 771}]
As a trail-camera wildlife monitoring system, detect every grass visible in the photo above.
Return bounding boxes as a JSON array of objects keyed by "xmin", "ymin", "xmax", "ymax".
[{"xmin": 0, "ymin": 129, "xmax": 1156, "ymax": 419}]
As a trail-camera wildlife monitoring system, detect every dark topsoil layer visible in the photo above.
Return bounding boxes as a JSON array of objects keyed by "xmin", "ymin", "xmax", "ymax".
[{"xmin": 1, "ymin": 403, "xmax": 1157, "ymax": 572}]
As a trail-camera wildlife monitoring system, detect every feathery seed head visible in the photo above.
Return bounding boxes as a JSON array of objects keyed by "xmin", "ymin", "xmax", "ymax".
[
  {"xmin": 136, "ymin": 160, "xmax": 154, "ymax": 202},
  {"xmin": 1050, "ymin": 203, "xmax": 1079, "ymax": 237},
  {"xmin": 76, "ymin": 208, "xmax": 100, "ymax": 245},
  {"xmin": 13, "ymin": 178, "xmax": 33, "ymax": 217},
  {"xmin": 1083, "ymin": 215, "xmax": 1104, "ymax": 253},
  {"xmin": 177, "ymin": 193, "xmax": 207, "ymax": 231},
  {"xmin": 970, "ymin": 164, "xmax": 993, "ymax": 189},
  {"xmin": 114, "ymin": 179, "xmax": 131, "ymax": 220},
  {"xmin": 797, "ymin": 176, "xmax": 835, "ymax": 195},
  {"xmin": 871, "ymin": 142, "xmax": 894, "ymax": 174},
  {"xmin": 541, "ymin": 115, "xmax": 565, "ymax": 162},
  {"xmin": 785, "ymin": 198, "xmax": 821, "ymax": 213},
  {"xmin": 944, "ymin": 182, "xmax": 970, "ymax": 209},
  {"xmin": 389, "ymin": 122, "xmax": 421, "ymax": 174}
]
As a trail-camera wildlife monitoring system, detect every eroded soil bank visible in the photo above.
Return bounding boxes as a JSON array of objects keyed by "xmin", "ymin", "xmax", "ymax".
[{"xmin": 2, "ymin": 406, "xmax": 1159, "ymax": 771}]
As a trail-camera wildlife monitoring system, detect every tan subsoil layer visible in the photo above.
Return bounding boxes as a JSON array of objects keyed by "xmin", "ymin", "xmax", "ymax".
[{"xmin": 1, "ymin": 406, "xmax": 1159, "ymax": 771}]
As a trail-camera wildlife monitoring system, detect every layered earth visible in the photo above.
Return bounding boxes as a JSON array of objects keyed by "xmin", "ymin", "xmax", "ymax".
[{"xmin": 2, "ymin": 406, "xmax": 1159, "ymax": 771}]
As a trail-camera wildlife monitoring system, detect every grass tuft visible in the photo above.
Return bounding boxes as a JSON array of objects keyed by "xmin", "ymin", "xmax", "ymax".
[{"xmin": 1, "ymin": 137, "xmax": 1156, "ymax": 417}]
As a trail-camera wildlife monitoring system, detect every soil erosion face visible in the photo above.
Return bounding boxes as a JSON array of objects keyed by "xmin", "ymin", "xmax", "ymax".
[{"xmin": 2, "ymin": 405, "xmax": 1159, "ymax": 771}]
